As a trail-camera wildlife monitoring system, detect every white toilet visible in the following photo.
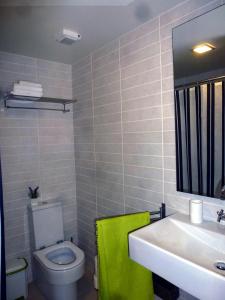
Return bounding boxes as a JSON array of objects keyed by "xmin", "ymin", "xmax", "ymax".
[{"xmin": 29, "ymin": 201, "xmax": 85, "ymax": 300}]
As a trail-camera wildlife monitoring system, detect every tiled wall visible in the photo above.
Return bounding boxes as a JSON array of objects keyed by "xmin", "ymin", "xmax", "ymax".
[
  {"xmin": 73, "ymin": 0, "xmax": 225, "ymax": 264},
  {"xmin": 0, "ymin": 51, "xmax": 77, "ymax": 279},
  {"xmin": 73, "ymin": 56, "xmax": 96, "ymax": 261}
]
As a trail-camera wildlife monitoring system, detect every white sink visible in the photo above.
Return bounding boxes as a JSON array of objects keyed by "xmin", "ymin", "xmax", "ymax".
[{"xmin": 129, "ymin": 213, "xmax": 225, "ymax": 300}]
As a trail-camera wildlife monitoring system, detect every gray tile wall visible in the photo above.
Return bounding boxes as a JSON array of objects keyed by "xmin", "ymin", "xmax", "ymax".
[
  {"xmin": 0, "ymin": 51, "xmax": 76, "ymax": 279},
  {"xmin": 73, "ymin": 55, "xmax": 96, "ymax": 262},
  {"xmin": 73, "ymin": 0, "xmax": 225, "ymax": 264}
]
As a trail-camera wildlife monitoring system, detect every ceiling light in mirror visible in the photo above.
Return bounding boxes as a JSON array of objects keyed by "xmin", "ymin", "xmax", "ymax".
[{"xmin": 192, "ymin": 43, "xmax": 215, "ymax": 54}]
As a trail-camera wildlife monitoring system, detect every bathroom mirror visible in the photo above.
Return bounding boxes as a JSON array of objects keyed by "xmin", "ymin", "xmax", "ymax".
[{"xmin": 172, "ymin": 5, "xmax": 225, "ymax": 199}]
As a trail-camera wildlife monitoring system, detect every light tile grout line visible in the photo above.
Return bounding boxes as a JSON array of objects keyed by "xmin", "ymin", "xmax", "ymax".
[
  {"xmin": 35, "ymin": 59, "xmax": 42, "ymax": 202},
  {"xmin": 94, "ymin": 79, "xmax": 161, "ymax": 96},
  {"xmin": 120, "ymin": 35, "xmax": 159, "ymax": 54},
  {"xmin": 95, "ymin": 116, "xmax": 163, "ymax": 124},
  {"xmin": 92, "ymin": 40, "xmax": 118, "ymax": 58},
  {"xmin": 92, "ymin": 39, "xmax": 159, "ymax": 74},
  {"xmin": 118, "ymin": 37, "xmax": 125, "ymax": 214},
  {"xmin": 90, "ymin": 54, "xmax": 98, "ymax": 219},
  {"xmin": 92, "ymin": 55, "xmax": 160, "ymax": 82},
  {"xmin": 125, "ymin": 194, "xmax": 164, "ymax": 205},
  {"xmin": 93, "ymin": 51, "xmax": 119, "ymax": 70},
  {"xmin": 92, "ymin": 26, "xmax": 158, "ymax": 64},
  {"xmin": 93, "ymin": 90, "xmax": 161, "ymax": 103},
  {"xmin": 118, "ymin": 18, "xmax": 159, "ymax": 47},
  {"xmin": 96, "ymin": 197, "xmax": 124, "ymax": 207},
  {"xmin": 70, "ymin": 91, "xmax": 78, "ymax": 242},
  {"xmin": 92, "ymin": 68, "xmax": 160, "ymax": 91},
  {"xmin": 96, "ymin": 65, "xmax": 160, "ymax": 89},
  {"xmin": 159, "ymin": 16, "xmax": 165, "ymax": 205}
]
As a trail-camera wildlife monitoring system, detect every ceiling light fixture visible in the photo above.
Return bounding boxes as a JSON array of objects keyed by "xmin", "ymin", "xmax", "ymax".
[{"xmin": 192, "ymin": 43, "xmax": 215, "ymax": 54}]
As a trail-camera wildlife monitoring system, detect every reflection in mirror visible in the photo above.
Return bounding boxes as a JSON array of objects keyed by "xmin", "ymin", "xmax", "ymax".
[{"xmin": 173, "ymin": 5, "xmax": 225, "ymax": 199}]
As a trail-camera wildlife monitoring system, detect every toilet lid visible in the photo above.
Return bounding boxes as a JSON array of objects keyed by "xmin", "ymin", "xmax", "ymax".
[{"xmin": 47, "ymin": 247, "xmax": 76, "ymax": 265}]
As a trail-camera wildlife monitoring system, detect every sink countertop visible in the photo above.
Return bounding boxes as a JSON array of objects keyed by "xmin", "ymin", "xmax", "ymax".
[{"xmin": 129, "ymin": 213, "xmax": 225, "ymax": 300}]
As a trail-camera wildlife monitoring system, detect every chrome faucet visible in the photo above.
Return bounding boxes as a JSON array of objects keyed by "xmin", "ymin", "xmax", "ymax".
[{"xmin": 217, "ymin": 209, "xmax": 225, "ymax": 222}]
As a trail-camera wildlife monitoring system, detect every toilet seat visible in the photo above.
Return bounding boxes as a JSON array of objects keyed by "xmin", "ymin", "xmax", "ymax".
[{"xmin": 34, "ymin": 241, "xmax": 84, "ymax": 271}]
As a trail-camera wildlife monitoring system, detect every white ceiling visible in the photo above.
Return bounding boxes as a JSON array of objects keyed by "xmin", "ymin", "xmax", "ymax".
[{"xmin": 0, "ymin": 0, "xmax": 183, "ymax": 64}]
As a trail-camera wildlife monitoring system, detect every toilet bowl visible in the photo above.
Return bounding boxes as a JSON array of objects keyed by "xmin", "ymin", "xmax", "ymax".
[
  {"xmin": 34, "ymin": 241, "xmax": 85, "ymax": 300},
  {"xmin": 29, "ymin": 201, "xmax": 85, "ymax": 300}
]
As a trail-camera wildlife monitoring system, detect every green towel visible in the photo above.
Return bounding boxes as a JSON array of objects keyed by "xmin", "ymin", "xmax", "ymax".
[{"xmin": 96, "ymin": 212, "xmax": 154, "ymax": 300}]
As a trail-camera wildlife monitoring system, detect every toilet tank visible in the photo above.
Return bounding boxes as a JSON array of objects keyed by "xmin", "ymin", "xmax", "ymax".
[{"xmin": 29, "ymin": 202, "xmax": 64, "ymax": 250}]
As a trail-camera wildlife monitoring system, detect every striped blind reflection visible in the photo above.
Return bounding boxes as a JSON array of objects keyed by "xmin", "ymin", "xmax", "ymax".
[{"xmin": 175, "ymin": 80, "xmax": 225, "ymax": 198}]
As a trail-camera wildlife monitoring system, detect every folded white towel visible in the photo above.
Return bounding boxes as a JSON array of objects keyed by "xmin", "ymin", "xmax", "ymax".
[
  {"xmin": 13, "ymin": 84, "xmax": 43, "ymax": 93},
  {"xmin": 17, "ymin": 81, "xmax": 42, "ymax": 89},
  {"xmin": 11, "ymin": 90, "xmax": 43, "ymax": 97}
]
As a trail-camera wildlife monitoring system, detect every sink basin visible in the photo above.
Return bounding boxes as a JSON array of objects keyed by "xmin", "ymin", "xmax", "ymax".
[{"xmin": 129, "ymin": 213, "xmax": 225, "ymax": 300}]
